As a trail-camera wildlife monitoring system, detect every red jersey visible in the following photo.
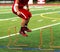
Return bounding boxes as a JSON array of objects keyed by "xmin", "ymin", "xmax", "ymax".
[{"xmin": 14, "ymin": 0, "xmax": 29, "ymax": 8}]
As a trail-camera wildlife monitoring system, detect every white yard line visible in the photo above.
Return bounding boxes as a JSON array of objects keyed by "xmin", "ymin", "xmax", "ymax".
[
  {"xmin": 41, "ymin": 11, "xmax": 60, "ymax": 15},
  {"xmin": 0, "ymin": 22, "xmax": 60, "ymax": 39},
  {"xmin": 0, "ymin": 12, "xmax": 12, "ymax": 14},
  {"xmin": 0, "ymin": 17, "xmax": 18, "ymax": 21},
  {"xmin": 0, "ymin": 7, "xmax": 60, "ymax": 14},
  {"xmin": 30, "ymin": 7, "xmax": 60, "ymax": 11},
  {"xmin": 0, "ymin": 11, "xmax": 60, "ymax": 21},
  {"xmin": 0, "ymin": 14, "xmax": 40, "ymax": 21}
]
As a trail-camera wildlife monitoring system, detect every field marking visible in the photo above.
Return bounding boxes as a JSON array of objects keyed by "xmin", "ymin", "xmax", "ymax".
[
  {"xmin": 0, "ymin": 7, "xmax": 60, "ymax": 14},
  {"xmin": 0, "ymin": 17, "xmax": 18, "ymax": 21},
  {"xmin": 31, "ymin": 7, "xmax": 60, "ymax": 11},
  {"xmin": 52, "ymin": 20, "xmax": 57, "ymax": 22},
  {"xmin": 40, "ymin": 11, "xmax": 60, "ymax": 20},
  {"xmin": 0, "ymin": 14, "xmax": 40, "ymax": 21},
  {"xmin": 0, "ymin": 22, "xmax": 60, "ymax": 39},
  {"xmin": 38, "ymin": 19, "xmax": 43, "ymax": 22},
  {"xmin": 0, "ymin": 12, "xmax": 12, "ymax": 14},
  {"xmin": 0, "ymin": 11, "xmax": 60, "ymax": 21},
  {"xmin": 0, "ymin": 10, "xmax": 60, "ymax": 21}
]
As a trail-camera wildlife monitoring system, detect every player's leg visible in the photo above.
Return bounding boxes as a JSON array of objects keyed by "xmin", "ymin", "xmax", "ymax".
[
  {"xmin": 20, "ymin": 19, "xmax": 28, "ymax": 37},
  {"xmin": 24, "ymin": 10, "xmax": 32, "ymax": 32},
  {"xmin": 20, "ymin": 18, "xmax": 31, "ymax": 37},
  {"xmin": 19, "ymin": 9, "xmax": 32, "ymax": 34},
  {"xmin": 12, "ymin": 8, "xmax": 32, "ymax": 37},
  {"xmin": 12, "ymin": 8, "xmax": 28, "ymax": 37},
  {"xmin": 25, "ymin": 18, "xmax": 32, "ymax": 32}
]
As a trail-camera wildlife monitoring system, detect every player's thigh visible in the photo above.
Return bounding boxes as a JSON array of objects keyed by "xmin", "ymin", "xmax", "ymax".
[
  {"xmin": 19, "ymin": 9, "xmax": 31, "ymax": 20},
  {"xmin": 19, "ymin": 9, "xmax": 32, "ymax": 17}
]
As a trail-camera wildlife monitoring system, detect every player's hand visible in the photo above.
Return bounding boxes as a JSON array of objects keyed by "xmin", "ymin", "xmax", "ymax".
[
  {"xmin": 27, "ymin": 8, "xmax": 29, "ymax": 11},
  {"xmin": 17, "ymin": 11, "xmax": 21, "ymax": 15}
]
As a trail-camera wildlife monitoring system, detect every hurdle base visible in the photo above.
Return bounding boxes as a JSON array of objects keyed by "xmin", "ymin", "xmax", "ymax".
[
  {"xmin": 7, "ymin": 44, "xmax": 28, "ymax": 50},
  {"xmin": 50, "ymin": 46, "xmax": 60, "ymax": 48},
  {"xmin": 14, "ymin": 44, "xmax": 28, "ymax": 47},
  {"xmin": 8, "ymin": 47, "xmax": 23, "ymax": 50}
]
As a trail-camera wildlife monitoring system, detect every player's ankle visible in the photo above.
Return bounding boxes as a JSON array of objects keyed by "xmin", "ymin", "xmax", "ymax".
[{"xmin": 21, "ymin": 27, "xmax": 26, "ymax": 31}]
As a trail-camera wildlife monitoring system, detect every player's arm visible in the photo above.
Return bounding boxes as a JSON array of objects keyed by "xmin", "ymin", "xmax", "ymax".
[
  {"xmin": 26, "ymin": 3, "xmax": 29, "ymax": 11},
  {"xmin": 14, "ymin": 0, "xmax": 21, "ymax": 15}
]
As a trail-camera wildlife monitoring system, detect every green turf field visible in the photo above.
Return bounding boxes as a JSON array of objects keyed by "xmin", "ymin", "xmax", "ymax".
[{"xmin": 0, "ymin": 5, "xmax": 60, "ymax": 52}]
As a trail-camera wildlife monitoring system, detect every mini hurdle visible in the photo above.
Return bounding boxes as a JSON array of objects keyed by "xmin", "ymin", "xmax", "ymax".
[
  {"xmin": 39, "ymin": 26, "xmax": 60, "ymax": 49},
  {"xmin": 50, "ymin": 27, "xmax": 60, "ymax": 48},
  {"xmin": 7, "ymin": 26, "xmax": 28, "ymax": 49}
]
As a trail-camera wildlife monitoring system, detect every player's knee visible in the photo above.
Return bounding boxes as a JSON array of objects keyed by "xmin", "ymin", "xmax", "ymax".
[
  {"xmin": 24, "ymin": 13, "xmax": 32, "ymax": 20},
  {"xmin": 28, "ymin": 13, "xmax": 32, "ymax": 18},
  {"xmin": 25, "ymin": 17, "xmax": 30, "ymax": 20},
  {"xmin": 24, "ymin": 16, "xmax": 31, "ymax": 20}
]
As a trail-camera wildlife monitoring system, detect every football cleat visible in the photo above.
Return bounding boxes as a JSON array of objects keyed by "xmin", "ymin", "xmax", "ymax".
[
  {"xmin": 19, "ymin": 31, "xmax": 28, "ymax": 37},
  {"xmin": 25, "ymin": 27, "xmax": 32, "ymax": 32}
]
